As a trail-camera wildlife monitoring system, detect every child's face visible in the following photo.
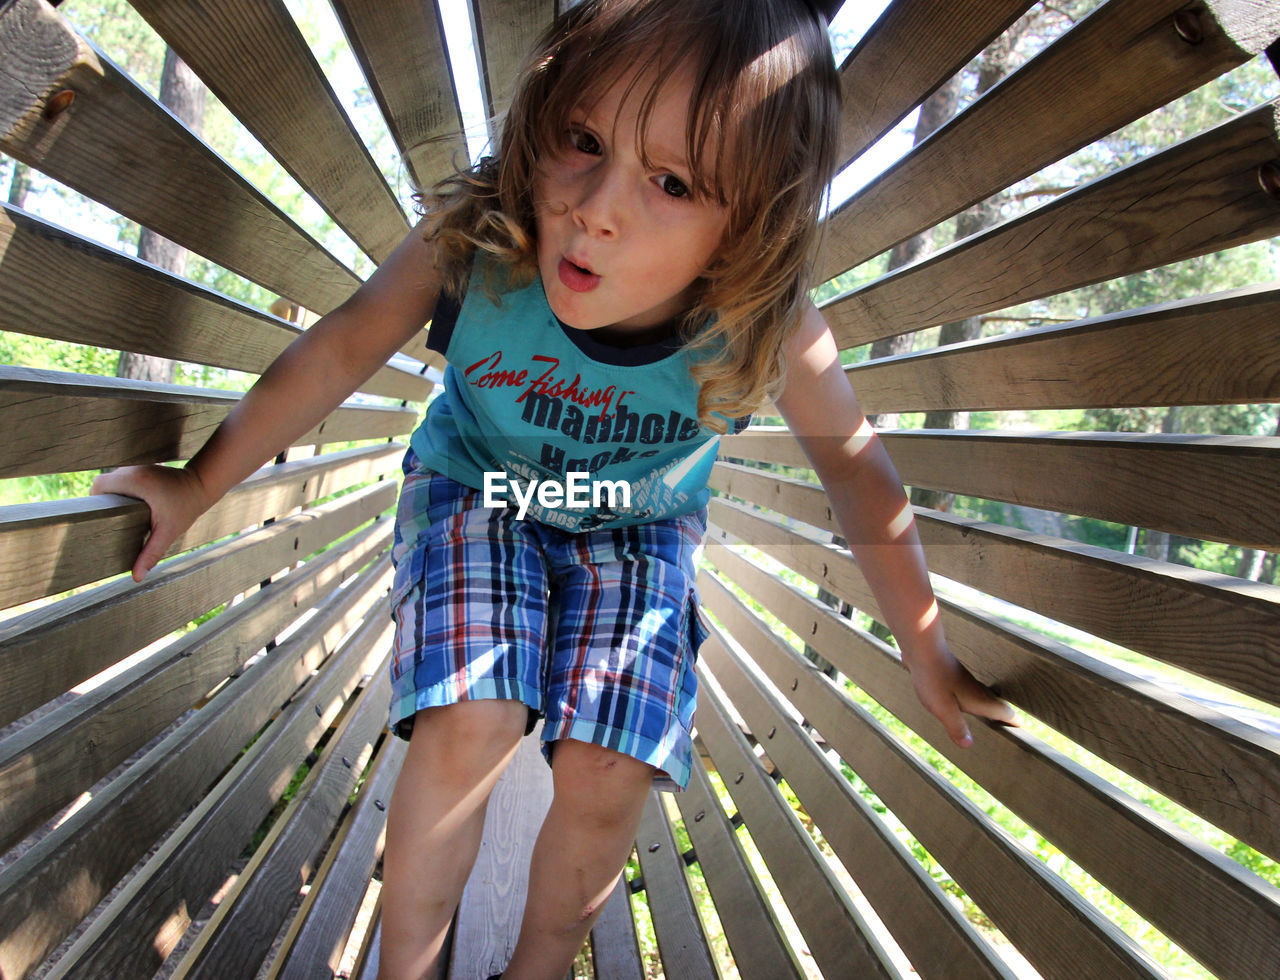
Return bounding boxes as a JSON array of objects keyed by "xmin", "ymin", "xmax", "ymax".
[{"xmin": 533, "ymin": 66, "xmax": 730, "ymax": 341}]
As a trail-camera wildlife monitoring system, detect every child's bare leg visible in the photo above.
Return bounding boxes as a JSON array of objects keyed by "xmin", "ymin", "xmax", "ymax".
[
  {"xmin": 502, "ymin": 739, "xmax": 655, "ymax": 979},
  {"xmin": 376, "ymin": 699, "xmax": 530, "ymax": 980}
]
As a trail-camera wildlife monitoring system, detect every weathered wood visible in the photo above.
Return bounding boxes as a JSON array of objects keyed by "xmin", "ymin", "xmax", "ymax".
[
  {"xmin": 0, "ymin": 521, "xmax": 389, "ymax": 856},
  {"xmin": 634, "ymin": 790, "xmax": 719, "ymax": 978},
  {"xmin": 266, "ymin": 733, "xmax": 407, "ymax": 980},
  {"xmin": 694, "ymin": 676, "xmax": 924, "ymax": 980},
  {"xmin": 127, "ymin": 0, "xmax": 407, "ymax": 264},
  {"xmin": 472, "ymin": 0, "xmax": 556, "ymax": 124},
  {"xmin": 723, "ymin": 427, "xmax": 1280, "ymax": 549},
  {"xmin": 589, "ymin": 876, "xmax": 645, "ymax": 980},
  {"xmin": 833, "ymin": 0, "xmax": 1033, "ymax": 168},
  {"xmin": 708, "ymin": 502, "xmax": 1280, "ymax": 863},
  {"xmin": 0, "ymin": 443, "xmax": 400, "ymax": 609},
  {"xmin": 47, "ymin": 612, "xmax": 393, "ymax": 980},
  {"xmin": 0, "ymin": 557, "xmax": 391, "ymax": 979},
  {"xmin": 0, "ymin": 366, "xmax": 416, "ymax": 478},
  {"xmin": 0, "ymin": 0, "xmax": 359, "ymax": 314},
  {"xmin": 818, "ymin": 0, "xmax": 1280, "ymax": 280},
  {"xmin": 329, "ymin": 0, "xmax": 468, "ymax": 190},
  {"xmin": 822, "ymin": 101, "xmax": 1280, "ymax": 347},
  {"xmin": 707, "ymin": 541, "xmax": 1280, "ymax": 980},
  {"xmin": 450, "ymin": 725, "xmax": 554, "ymax": 980},
  {"xmin": 169, "ymin": 661, "xmax": 392, "ymax": 980},
  {"xmin": 846, "ymin": 282, "xmax": 1280, "ymax": 414},
  {"xmin": 700, "ymin": 583, "xmax": 1164, "ymax": 980},
  {"xmin": 709, "ymin": 462, "xmax": 1280, "ymax": 709},
  {"xmin": 0, "ymin": 206, "xmax": 431, "ymax": 402},
  {"xmin": 0, "ymin": 482, "xmax": 395, "ymax": 727},
  {"xmin": 672, "ymin": 761, "xmax": 805, "ymax": 980}
]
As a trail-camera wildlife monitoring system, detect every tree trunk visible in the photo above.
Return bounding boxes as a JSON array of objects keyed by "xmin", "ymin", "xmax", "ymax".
[
  {"xmin": 116, "ymin": 48, "xmax": 206, "ymax": 384},
  {"xmin": 7, "ymin": 162, "xmax": 31, "ymax": 208}
]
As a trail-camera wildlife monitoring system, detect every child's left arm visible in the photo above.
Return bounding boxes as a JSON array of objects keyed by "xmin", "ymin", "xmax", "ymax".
[{"xmin": 772, "ymin": 303, "xmax": 1018, "ymax": 747}]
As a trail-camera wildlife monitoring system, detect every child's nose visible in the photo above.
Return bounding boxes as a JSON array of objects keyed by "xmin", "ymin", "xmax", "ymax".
[{"xmin": 572, "ymin": 165, "xmax": 625, "ymax": 239}]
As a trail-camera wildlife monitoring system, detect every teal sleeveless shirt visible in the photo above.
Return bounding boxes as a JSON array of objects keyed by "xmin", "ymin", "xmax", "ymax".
[{"xmin": 409, "ymin": 259, "xmax": 740, "ymax": 531}]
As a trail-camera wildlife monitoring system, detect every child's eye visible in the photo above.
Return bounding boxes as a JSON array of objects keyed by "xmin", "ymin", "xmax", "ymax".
[
  {"xmin": 657, "ymin": 174, "xmax": 690, "ymax": 199},
  {"xmin": 568, "ymin": 127, "xmax": 601, "ymax": 155}
]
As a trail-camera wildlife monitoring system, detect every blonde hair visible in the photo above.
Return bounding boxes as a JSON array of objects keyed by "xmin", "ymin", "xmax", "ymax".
[{"xmin": 421, "ymin": 0, "xmax": 840, "ymax": 430}]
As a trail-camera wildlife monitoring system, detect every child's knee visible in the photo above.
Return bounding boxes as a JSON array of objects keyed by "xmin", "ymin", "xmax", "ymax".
[
  {"xmin": 409, "ymin": 700, "xmax": 529, "ymax": 783},
  {"xmin": 550, "ymin": 740, "xmax": 653, "ymax": 824}
]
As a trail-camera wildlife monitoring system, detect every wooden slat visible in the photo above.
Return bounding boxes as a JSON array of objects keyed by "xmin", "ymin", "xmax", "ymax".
[
  {"xmin": 818, "ymin": 0, "xmax": 1280, "ymax": 280},
  {"xmin": 0, "ymin": 443, "xmax": 400, "ymax": 609},
  {"xmin": 168, "ymin": 658, "xmax": 392, "ymax": 980},
  {"xmin": 0, "ymin": 480, "xmax": 395, "ymax": 727},
  {"xmin": 723, "ymin": 427, "xmax": 1280, "ymax": 549},
  {"xmin": 672, "ymin": 761, "xmax": 805, "ymax": 980},
  {"xmin": 0, "ymin": 556, "xmax": 391, "ymax": 979},
  {"xmin": 0, "ymin": 520, "xmax": 389, "ymax": 856},
  {"xmin": 127, "ymin": 0, "xmax": 407, "ymax": 264},
  {"xmin": 328, "ymin": 0, "xmax": 467, "ymax": 191},
  {"xmin": 634, "ymin": 790, "xmax": 720, "ymax": 979},
  {"xmin": 0, "ymin": 366, "xmax": 417, "ymax": 478},
  {"xmin": 471, "ymin": 0, "xmax": 556, "ymax": 125},
  {"xmin": 706, "ymin": 541, "xmax": 1280, "ymax": 980},
  {"xmin": 450, "ymin": 726, "xmax": 554, "ymax": 980},
  {"xmin": 709, "ymin": 461, "xmax": 1280, "ymax": 709},
  {"xmin": 700, "ymin": 588, "xmax": 1164, "ymax": 980},
  {"xmin": 693, "ymin": 683, "xmax": 917, "ymax": 980},
  {"xmin": 0, "ymin": 206, "xmax": 432, "ymax": 402},
  {"xmin": 0, "ymin": 0, "xmax": 359, "ymax": 314},
  {"xmin": 46, "ymin": 605, "xmax": 393, "ymax": 979},
  {"xmin": 589, "ymin": 877, "xmax": 645, "ymax": 980},
  {"xmin": 266, "ymin": 733, "xmax": 407, "ymax": 980},
  {"xmin": 821, "ymin": 100, "xmax": 1280, "ymax": 347},
  {"xmin": 845, "ymin": 283, "xmax": 1280, "ymax": 414},
  {"xmin": 708, "ymin": 500, "xmax": 1280, "ymax": 863},
  {"xmin": 833, "ymin": 0, "xmax": 1033, "ymax": 168}
]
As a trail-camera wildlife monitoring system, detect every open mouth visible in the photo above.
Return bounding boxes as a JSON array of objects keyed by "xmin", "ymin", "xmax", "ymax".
[{"xmin": 558, "ymin": 257, "xmax": 601, "ymax": 293}]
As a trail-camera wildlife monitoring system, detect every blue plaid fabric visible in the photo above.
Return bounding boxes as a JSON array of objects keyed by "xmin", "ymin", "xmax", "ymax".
[{"xmin": 388, "ymin": 449, "xmax": 708, "ymax": 791}]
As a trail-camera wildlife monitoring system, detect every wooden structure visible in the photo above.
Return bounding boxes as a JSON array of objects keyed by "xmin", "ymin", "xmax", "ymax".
[{"xmin": 2, "ymin": 0, "xmax": 1279, "ymax": 976}]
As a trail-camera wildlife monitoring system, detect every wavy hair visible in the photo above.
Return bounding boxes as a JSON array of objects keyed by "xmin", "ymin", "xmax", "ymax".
[{"xmin": 420, "ymin": 0, "xmax": 841, "ymax": 430}]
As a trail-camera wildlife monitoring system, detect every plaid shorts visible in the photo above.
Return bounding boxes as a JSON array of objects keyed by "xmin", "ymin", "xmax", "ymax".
[{"xmin": 387, "ymin": 449, "xmax": 709, "ymax": 791}]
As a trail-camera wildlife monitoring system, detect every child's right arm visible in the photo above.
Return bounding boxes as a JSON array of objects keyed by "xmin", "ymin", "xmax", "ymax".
[{"xmin": 92, "ymin": 223, "xmax": 444, "ymax": 582}]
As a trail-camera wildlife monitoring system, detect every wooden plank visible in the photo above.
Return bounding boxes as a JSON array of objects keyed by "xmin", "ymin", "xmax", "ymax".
[
  {"xmin": 634, "ymin": 790, "xmax": 720, "ymax": 979},
  {"xmin": 722, "ymin": 427, "xmax": 1280, "ymax": 549},
  {"xmin": 127, "ymin": 0, "xmax": 408, "ymax": 264},
  {"xmin": 0, "ymin": 443, "xmax": 401, "ymax": 609},
  {"xmin": 845, "ymin": 282, "xmax": 1280, "ymax": 414},
  {"xmin": 706, "ymin": 541, "xmax": 1280, "ymax": 980},
  {"xmin": 329, "ymin": 0, "xmax": 468, "ymax": 191},
  {"xmin": 0, "ymin": 366, "xmax": 417, "ymax": 478},
  {"xmin": 692, "ymin": 681, "xmax": 903, "ymax": 980},
  {"xmin": 0, "ymin": 520, "xmax": 389, "ymax": 856},
  {"xmin": 672, "ymin": 761, "xmax": 805, "ymax": 980},
  {"xmin": 832, "ymin": 0, "xmax": 1033, "ymax": 169},
  {"xmin": 707, "ymin": 501, "xmax": 1280, "ymax": 864},
  {"xmin": 449, "ymin": 724, "xmax": 554, "ymax": 980},
  {"xmin": 167, "ymin": 655, "xmax": 392, "ymax": 980},
  {"xmin": 267, "ymin": 734, "xmax": 408, "ymax": 980},
  {"xmin": 0, "ymin": 481, "xmax": 395, "ymax": 727},
  {"xmin": 45, "ymin": 604, "xmax": 394, "ymax": 979},
  {"xmin": 699, "ymin": 596, "xmax": 1164, "ymax": 980},
  {"xmin": 0, "ymin": 0, "xmax": 360, "ymax": 314},
  {"xmin": 709, "ymin": 462, "xmax": 1280, "ymax": 709},
  {"xmin": 0, "ymin": 206, "xmax": 432, "ymax": 402},
  {"xmin": 0, "ymin": 557, "xmax": 392, "ymax": 979},
  {"xmin": 472, "ymin": 0, "xmax": 556, "ymax": 126},
  {"xmin": 588, "ymin": 877, "xmax": 644, "ymax": 980},
  {"xmin": 818, "ymin": 0, "xmax": 1280, "ymax": 280},
  {"xmin": 821, "ymin": 100, "xmax": 1280, "ymax": 347}
]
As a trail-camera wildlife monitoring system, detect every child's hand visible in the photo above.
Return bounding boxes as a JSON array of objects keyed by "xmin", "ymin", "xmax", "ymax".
[
  {"xmin": 904, "ymin": 646, "xmax": 1020, "ymax": 748},
  {"xmin": 91, "ymin": 465, "xmax": 214, "ymax": 583}
]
